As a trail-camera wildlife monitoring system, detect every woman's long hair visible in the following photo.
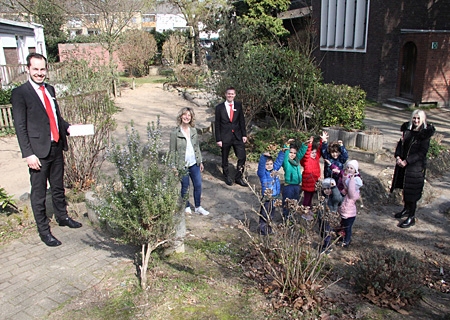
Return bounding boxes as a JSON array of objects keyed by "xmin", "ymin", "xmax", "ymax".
[{"xmin": 408, "ymin": 109, "xmax": 427, "ymax": 130}]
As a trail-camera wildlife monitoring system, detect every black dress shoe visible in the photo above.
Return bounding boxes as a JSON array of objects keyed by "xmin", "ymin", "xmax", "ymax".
[
  {"xmin": 399, "ymin": 216, "xmax": 415, "ymax": 228},
  {"xmin": 40, "ymin": 233, "xmax": 62, "ymax": 247},
  {"xmin": 235, "ymin": 178, "xmax": 248, "ymax": 187},
  {"xmin": 225, "ymin": 176, "xmax": 233, "ymax": 186},
  {"xmin": 58, "ymin": 217, "xmax": 82, "ymax": 228},
  {"xmin": 394, "ymin": 208, "xmax": 408, "ymax": 218}
]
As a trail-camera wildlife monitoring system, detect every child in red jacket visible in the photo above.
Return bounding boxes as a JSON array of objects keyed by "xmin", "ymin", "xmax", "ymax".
[{"xmin": 300, "ymin": 135, "xmax": 322, "ymax": 220}]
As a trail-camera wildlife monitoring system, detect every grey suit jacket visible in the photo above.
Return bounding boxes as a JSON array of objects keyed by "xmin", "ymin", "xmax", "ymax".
[{"xmin": 12, "ymin": 81, "xmax": 70, "ymax": 159}]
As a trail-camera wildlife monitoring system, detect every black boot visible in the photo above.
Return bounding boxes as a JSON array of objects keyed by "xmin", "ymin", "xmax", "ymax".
[
  {"xmin": 399, "ymin": 216, "xmax": 415, "ymax": 228},
  {"xmin": 394, "ymin": 208, "xmax": 408, "ymax": 219}
]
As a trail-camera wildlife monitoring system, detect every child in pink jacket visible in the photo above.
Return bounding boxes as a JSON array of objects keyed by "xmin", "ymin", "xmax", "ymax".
[{"xmin": 338, "ymin": 160, "xmax": 363, "ymax": 248}]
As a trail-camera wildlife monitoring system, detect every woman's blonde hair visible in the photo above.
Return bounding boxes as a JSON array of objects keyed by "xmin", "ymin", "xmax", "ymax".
[
  {"xmin": 409, "ymin": 109, "xmax": 427, "ymax": 129},
  {"xmin": 176, "ymin": 107, "xmax": 195, "ymax": 127}
]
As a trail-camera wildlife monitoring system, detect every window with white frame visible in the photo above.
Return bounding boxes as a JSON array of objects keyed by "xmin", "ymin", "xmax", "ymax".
[{"xmin": 320, "ymin": 0, "xmax": 370, "ymax": 52}]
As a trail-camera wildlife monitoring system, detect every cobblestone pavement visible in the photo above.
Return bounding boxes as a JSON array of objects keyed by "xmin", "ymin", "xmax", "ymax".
[{"xmin": 0, "ymin": 221, "xmax": 135, "ymax": 320}]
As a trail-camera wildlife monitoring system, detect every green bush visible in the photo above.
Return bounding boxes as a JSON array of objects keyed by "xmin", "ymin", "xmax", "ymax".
[
  {"xmin": 353, "ymin": 247, "xmax": 424, "ymax": 308},
  {"xmin": 94, "ymin": 120, "xmax": 180, "ymax": 288},
  {"xmin": 428, "ymin": 133, "xmax": 447, "ymax": 158},
  {"xmin": 0, "ymin": 87, "xmax": 13, "ymax": 105},
  {"xmin": 216, "ymin": 44, "xmax": 322, "ymax": 132},
  {"xmin": 0, "ymin": 187, "xmax": 17, "ymax": 212},
  {"xmin": 313, "ymin": 83, "xmax": 366, "ymax": 130},
  {"xmin": 247, "ymin": 127, "xmax": 310, "ymax": 161}
]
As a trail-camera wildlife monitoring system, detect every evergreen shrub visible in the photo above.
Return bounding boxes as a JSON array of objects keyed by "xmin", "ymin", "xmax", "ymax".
[{"xmin": 314, "ymin": 83, "xmax": 366, "ymax": 130}]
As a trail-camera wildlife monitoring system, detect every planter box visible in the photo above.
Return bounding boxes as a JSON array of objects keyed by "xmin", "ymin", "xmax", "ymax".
[
  {"xmin": 339, "ymin": 130, "xmax": 359, "ymax": 147},
  {"xmin": 322, "ymin": 127, "xmax": 340, "ymax": 142},
  {"xmin": 356, "ymin": 132, "xmax": 383, "ymax": 151}
]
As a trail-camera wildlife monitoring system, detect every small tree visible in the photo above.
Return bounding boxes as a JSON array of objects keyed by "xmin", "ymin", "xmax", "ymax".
[
  {"xmin": 240, "ymin": 0, "xmax": 291, "ymax": 45},
  {"xmin": 50, "ymin": 59, "xmax": 118, "ymax": 189},
  {"xmin": 216, "ymin": 44, "xmax": 321, "ymax": 131},
  {"xmin": 118, "ymin": 30, "xmax": 158, "ymax": 77},
  {"xmin": 59, "ymin": 91, "xmax": 117, "ymax": 189},
  {"xmin": 94, "ymin": 120, "xmax": 180, "ymax": 289},
  {"xmin": 162, "ymin": 33, "xmax": 189, "ymax": 66},
  {"xmin": 168, "ymin": 0, "xmax": 229, "ymax": 65}
]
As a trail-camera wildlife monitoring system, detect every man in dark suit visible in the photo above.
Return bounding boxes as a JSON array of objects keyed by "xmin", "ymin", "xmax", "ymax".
[
  {"xmin": 215, "ymin": 87, "xmax": 248, "ymax": 186},
  {"xmin": 12, "ymin": 53, "xmax": 82, "ymax": 247}
]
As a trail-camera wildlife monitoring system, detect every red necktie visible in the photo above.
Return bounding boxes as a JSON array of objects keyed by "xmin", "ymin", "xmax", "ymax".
[
  {"xmin": 40, "ymin": 86, "xmax": 59, "ymax": 142},
  {"xmin": 229, "ymin": 103, "xmax": 234, "ymax": 122}
]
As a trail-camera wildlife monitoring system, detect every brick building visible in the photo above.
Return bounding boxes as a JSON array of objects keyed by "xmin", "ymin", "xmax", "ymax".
[{"xmin": 308, "ymin": 0, "xmax": 449, "ymax": 107}]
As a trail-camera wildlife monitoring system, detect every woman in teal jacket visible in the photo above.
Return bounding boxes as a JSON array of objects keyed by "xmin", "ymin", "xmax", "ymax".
[{"xmin": 279, "ymin": 138, "xmax": 307, "ymax": 219}]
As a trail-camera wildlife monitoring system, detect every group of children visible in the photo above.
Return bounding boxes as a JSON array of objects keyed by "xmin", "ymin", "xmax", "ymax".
[{"xmin": 256, "ymin": 131, "xmax": 363, "ymax": 253}]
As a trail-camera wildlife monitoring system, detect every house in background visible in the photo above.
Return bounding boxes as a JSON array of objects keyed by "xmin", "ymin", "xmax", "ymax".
[
  {"xmin": 0, "ymin": 18, "xmax": 46, "ymax": 87},
  {"xmin": 310, "ymin": 0, "xmax": 449, "ymax": 107}
]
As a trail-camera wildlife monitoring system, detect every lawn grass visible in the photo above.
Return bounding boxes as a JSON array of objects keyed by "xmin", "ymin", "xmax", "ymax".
[
  {"xmin": 119, "ymin": 75, "xmax": 167, "ymax": 87},
  {"xmin": 47, "ymin": 237, "xmax": 270, "ymax": 320}
]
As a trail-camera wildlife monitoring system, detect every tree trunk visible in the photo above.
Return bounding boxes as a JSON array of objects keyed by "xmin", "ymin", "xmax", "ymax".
[
  {"xmin": 140, "ymin": 243, "xmax": 152, "ymax": 290},
  {"xmin": 139, "ymin": 239, "xmax": 168, "ymax": 290}
]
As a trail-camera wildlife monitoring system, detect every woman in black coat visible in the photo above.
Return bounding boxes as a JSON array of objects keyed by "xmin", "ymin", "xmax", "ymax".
[{"xmin": 390, "ymin": 110, "xmax": 435, "ymax": 228}]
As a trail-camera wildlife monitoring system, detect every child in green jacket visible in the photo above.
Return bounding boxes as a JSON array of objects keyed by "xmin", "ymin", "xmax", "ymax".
[{"xmin": 278, "ymin": 139, "xmax": 307, "ymax": 219}]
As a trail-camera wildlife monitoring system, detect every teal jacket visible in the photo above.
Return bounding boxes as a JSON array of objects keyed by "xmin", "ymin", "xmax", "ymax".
[
  {"xmin": 169, "ymin": 126, "xmax": 202, "ymax": 170},
  {"xmin": 280, "ymin": 143, "xmax": 307, "ymax": 185}
]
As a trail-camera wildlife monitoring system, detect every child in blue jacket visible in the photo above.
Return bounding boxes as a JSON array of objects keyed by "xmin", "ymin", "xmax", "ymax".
[
  {"xmin": 321, "ymin": 131, "xmax": 349, "ymax": 182},
  {"xmin": 257, "ymin": 152, "xmax": 284, "ymax": 235}
]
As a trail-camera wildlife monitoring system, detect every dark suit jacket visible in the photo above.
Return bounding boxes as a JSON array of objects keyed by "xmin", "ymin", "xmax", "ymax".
[
  {"xmin": 12, "ymin": 81, "xmax": 70, "ymax": 159},
  {"xmin": 214, "ymin": 101, "xmax": 247, "ymax": 144}
]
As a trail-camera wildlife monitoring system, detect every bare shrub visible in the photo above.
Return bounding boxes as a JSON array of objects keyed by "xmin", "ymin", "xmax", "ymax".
[
  {"xmin": 240, "ymin": 180, "xmax": 336, "ymax": 314},
  {"xmin": 162, "ymin": 33, "xmax": 189, "ymax": 66},
  {"xmin": 59, "ymin": 91, "xmax": 117, "ymax": 189},
  {"xmin": 174, "ymin": 64, "xmax": 207, "ymax": 88},
  {"xmin": 352, "ymin": 247, "xmax": 425, "ymax": 311},
  {"xmin": 118, "ymin": 30, "xmax": 158, "ymax": 77}
]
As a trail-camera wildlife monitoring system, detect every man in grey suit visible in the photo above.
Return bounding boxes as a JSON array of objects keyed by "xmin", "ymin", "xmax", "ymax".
[
  {"xmin": 215, "ymin": 87, "xmax": 248, "ymax": 187},
  {"xmin": 12, "ymin": 53, "xmax": 82, "ymax": 247}
]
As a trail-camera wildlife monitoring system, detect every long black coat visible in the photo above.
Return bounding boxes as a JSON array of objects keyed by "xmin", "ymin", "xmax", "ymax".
[{"xmin": 390, "ymin": 121, "xmax": 435, "ymax": 202}]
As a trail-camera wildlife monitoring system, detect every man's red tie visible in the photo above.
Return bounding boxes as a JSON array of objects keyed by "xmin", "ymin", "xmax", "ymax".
[
  {"xmin": 40, "ymin": 86, "xmax": 59, "ymax": 142},
  {"xmin": 229, "ymin": 103, "xmax": 234, "ymax": 122}
]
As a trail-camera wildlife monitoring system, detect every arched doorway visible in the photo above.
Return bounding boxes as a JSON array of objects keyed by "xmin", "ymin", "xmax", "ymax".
[{"xmin": 399, "ymin": 42, "xmax": 417, "ymax": 99}]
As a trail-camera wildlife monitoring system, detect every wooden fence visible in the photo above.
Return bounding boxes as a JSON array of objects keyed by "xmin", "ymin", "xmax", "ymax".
[
  {"xmin": 0, "ymin": 105, "xmax": 13, "ymax": 132},
  {"xmin": 0, "ymin": 64, "xmax": 27, "ymax": 87}
]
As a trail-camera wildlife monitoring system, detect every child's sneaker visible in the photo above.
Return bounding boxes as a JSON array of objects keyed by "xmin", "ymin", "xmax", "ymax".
[
  {"xmin": 195, "ymin": 206, "xmax": 210, "ymax": 216},
  {"xmin": 185, "ymin": 207, "xmax": 192, "ymax": 214}
]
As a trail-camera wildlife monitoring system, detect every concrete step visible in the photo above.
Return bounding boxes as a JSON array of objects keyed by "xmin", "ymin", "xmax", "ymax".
[{"xmin": 383, "ymin": 97, "xmax": 414, "ymax": 109}]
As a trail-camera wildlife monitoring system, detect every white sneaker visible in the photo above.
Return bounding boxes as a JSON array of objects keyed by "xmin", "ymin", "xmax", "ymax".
[
  {"xmin": 195, "ymin": 206, "xmax": 210, "ymax": 216},
  {"xmin": 185, "ymin": 207, "xmax": 192, "ymax": 214}
]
